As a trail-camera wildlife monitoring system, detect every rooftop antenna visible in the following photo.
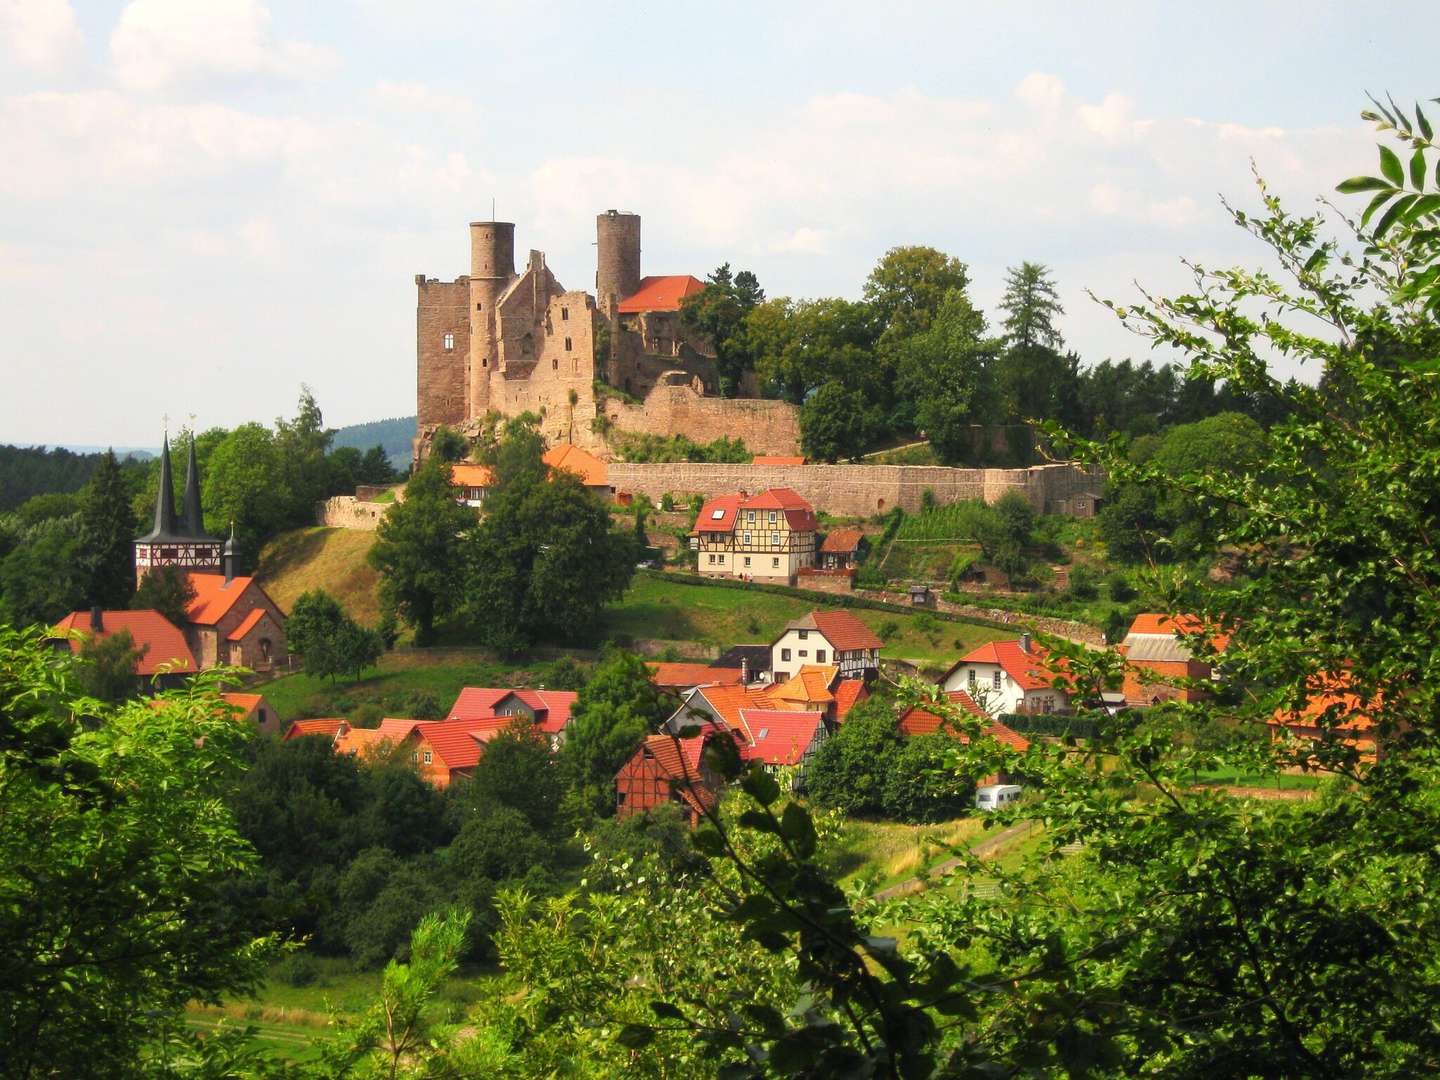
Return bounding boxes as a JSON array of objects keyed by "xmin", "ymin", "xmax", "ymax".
[{"xmin": 491, "ymin": 196, "xmax": 496, "ymax": 220}]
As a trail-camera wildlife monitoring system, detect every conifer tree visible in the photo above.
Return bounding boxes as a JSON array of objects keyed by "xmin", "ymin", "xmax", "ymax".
[{"xmin": 76, "ymin": 449, "xmax": 137, "ymax": 609}]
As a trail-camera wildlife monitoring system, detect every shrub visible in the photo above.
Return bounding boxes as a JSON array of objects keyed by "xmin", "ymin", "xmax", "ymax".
[
  {"xmin": 878, "ymin": 619, "xmax": 901, "ymax": 640},
  {"xmin": 660, "ymin": 493, "xmax": 674, "ymax": 512},
  {"xmin": 881, "ymin": 734, "xmax": 973, "ymax": 822},
  {"xmin": 1067, "ymin": 564, "xmax": 1101, "ymax": 602},
  {"xmin": 273, "ymin": 952, "xmax": 322, "ymax": 988},
  {"xmin": 1106, "ymin": 572, "xmax": 1138, "ymax": 603}
]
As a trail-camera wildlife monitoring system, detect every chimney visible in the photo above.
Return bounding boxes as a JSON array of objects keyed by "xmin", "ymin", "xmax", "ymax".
[
  {"xmin": 90, "ymin": 606, "xmax": 104, "ymax": 632},
  {"xmin": 1020, "ymin": 632, "xmax": 1032, "ymax": 653}
]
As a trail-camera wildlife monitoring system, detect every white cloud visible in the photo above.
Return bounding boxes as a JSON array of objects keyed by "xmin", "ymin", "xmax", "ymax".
[
  {"xmin": 769, "ymin": 227, "xmax": 830, "ymax": 255},
  {"xmin": 0, "ymin": 0, "xmax": 82, "ymax": 71},
  {"xmin": 372, "ymin": 80, "xmax": 474, "ymax": 115},
  {"xmin": 110, "ymin": 0, "xmax": 338, "ymax": 92},
  {"xmin": 1015, "ymin": 72, "xmax": 1065, "ymax": 113}
]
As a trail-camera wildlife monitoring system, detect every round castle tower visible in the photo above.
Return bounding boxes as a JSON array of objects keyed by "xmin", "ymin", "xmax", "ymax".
[
  {"xmin": 467, "ymin": 221, "xmax": 515, "ymax": 418},
  {"xmin": 595, "ymin": 210, "xmax": 641, "ymax": 317}
]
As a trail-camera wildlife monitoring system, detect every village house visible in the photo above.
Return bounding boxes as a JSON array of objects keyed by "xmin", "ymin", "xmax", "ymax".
[
  {"xmin": 712, "ymin": 644, "xmax": 773, "ymax": 685},
  {"xmin": 648, "ymin": 662, "xmax": 745, "ymax": 694},
  {"xmin": 770, "ymin": 609, "xmax": 884, "ymax": 683},
  {"xmin": 445, "ymin": 686, "xmax": 578, "ymax": 750},
  {"xmin": 1117, "ymin": 613, "xmax": 1228, "ymax": 707},
  {"xmin": 1268, "ymin": 672, "xmax": 1383, "ymax": 763},
  {"xmin": 183, "ymin": 561, "xmax": 288, "ymax": 673},
  {"xmin": 221, "ymin": 692, "xmax": 280, "ymax": 736},
  {"xmin": 897, "ymin": 689, "xmax": 1031, "ymax": 786},
  {"xmin": 615, "ymin": 727, "xmax": 732, "ymax": 826},
  {"xmin": 449, "ymin": 443, "xmax": 612, "ymax": 509},
  {"xmin": 51, "ymin": 607, "xmax": 199, "ymax": 689},
  {"xmin": 282, "ymin": 718, "xmax": 348, "ymax": 742},
  {"xmin": 939, "ymin": 634, "xmax": 1069, "ymax": 717},
  {"xmin": 691, "ymin": 488, "xmax": 818, "ymax": 583},
  {"xmin": 818, "ymin": 529, "xmax": 868, "ymax": 571}
]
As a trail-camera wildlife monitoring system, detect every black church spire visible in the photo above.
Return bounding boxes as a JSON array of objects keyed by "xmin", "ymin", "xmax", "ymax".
[{"xmin": 137, "ymin": 434, "xmax": 183, "ymax": 542}]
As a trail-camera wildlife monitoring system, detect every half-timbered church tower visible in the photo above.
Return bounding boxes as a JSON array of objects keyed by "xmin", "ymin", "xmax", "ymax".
[{"xmin": 133, "ymin": 434, "xmax": 223, "ymax": 586}]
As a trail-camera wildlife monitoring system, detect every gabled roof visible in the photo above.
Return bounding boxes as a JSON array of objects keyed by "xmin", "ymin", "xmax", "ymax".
[
  {"xmin": 227, "ymin": 607, "xmax": 270, "ymax": 641},
  {"xmin": 692, "ymin": 492, "xmax": 744, "ymax": 534},
  {"xmin": 949, "ymin": 639, "xmax": 1061, "ymax": 692},
  {"xmin": 650, "ymin": 662, "xmax": 744, "ymax": 690},
  {"xmin": 768, "ymin": 665, "xmax": 838, "ymax": 707},
  {"xmin": 185, "ymin": 573, "xmax": 258, "ymax": 626},
  {"xmin": 781, "ymin": 610, "xmax": 885, "ymax": 653},
  {"xmin": 543, "ymin": 444, "xmax": 609, "ymax": 487},
  {"xmin": 713, "ymin": 644, "xmax": 772, "ymax": 675},
  {"xmin": 636, "ymin": 730, "xmax": 721, "ymax": 816},
  {"xmin": 618, "ymin": 274, "xmax": 705, "ymax": 313},
  {"xmin": 833, "ymin": 679, "xmax": 867, "ymax": 721},
  {"xmin": 898, "ymin": 690, "xmax": 988, "ymax": 735},
  {"xmin": 752, "ymin": 455, "xmax": 806, "ymax": 466},
  {"xmin": 335, "ymin": 725, "xmax": 404, "ymax": 758},
  {"xmin": 740, "ymin": 488, "xmax": 818, "ymax": 532},
  {"xmin": 445, "ymin": 687, "xmax": 578, "ymax": 735},
  {"xmin": 221, "ymin": 692, "xmax": 264, "ymax": 716},
  {"xmin": 450, "ymin": 462, "xmax": 497, "ymax": 488},
  {"xmin": 737, "ymin": 709, "xmax": 825, "ymax": 766},
  {"xmin": 1125, "ymin": 613, "xmax": 1231, "ymax": 653},
  {"xmin": 283, "ymin": 718, "xmax": 347, "ymax": 741},
  {"xmin": 52, "ymin": 609, "xmax": 198, "ymax": 675},
  {"xmin": 820, "ymin": 528, "xmax": 866, "ymax": 554}
]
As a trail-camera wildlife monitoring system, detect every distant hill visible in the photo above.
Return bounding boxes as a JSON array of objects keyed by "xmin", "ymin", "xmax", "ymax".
[
  {"xmin": 330, "ymin": 416, "xmax": 415, "ymax": 472},
  {"xmin": 0, "ymin": 444, "xmax": 151, "ymax": 513}
]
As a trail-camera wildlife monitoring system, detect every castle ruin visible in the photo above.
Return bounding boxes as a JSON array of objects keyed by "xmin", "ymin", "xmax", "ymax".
[{"xmin": 415, "ymin": 211, "xmax": 801, "ymax": 460}]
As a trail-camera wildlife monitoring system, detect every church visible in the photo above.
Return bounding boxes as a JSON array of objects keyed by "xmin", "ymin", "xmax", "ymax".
[{"xmin": 134, "ymin": 435, "xmax": 289, "ymax": 674}]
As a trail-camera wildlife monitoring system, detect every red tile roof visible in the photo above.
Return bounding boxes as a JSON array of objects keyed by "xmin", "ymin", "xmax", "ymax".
[
  {"xmin": 445, "ymin": 687, "xmax": 578, "ymax": 735},
  {"xmin": 787, "ymin": 609, "xmax": 884, "ymax": 653},
  {"xmin": 283, "ymin": 718, "xmax": 347, "ymax": 741},
  {"xmin": 638, "ymin": 730, "xmax": 721, "ymax": 816},
  {"xmin": 1269, "ymin": 672, "xmax": 1377, "ymax": 734},
  {"xmin": 950, "ymin": 639, "xmax": 1061, "ymax": 692},
  {"xmin": 221, "ymin": 692, "xmax": 264, "ymax": 716},
  {"xmin": 1126, "ymin": 613, "xmax": 1231, "ymax": 652},
  {"xmin": 185, "ymin": 573, "xmax": 255, "ymax": 625},
  {"xmin": 820, "ymin": 528, "xmax": 866, "ymax": 554},
  {"xmin": 752, "ymin": 455, "xmax": 806, "ymax": 466},
  {"xmin": 738, "ymin": 709, "xmax": 825, "ymax": 766},
  {"xmin": 693, "ymin": 492, "xmax": 744, "ymax": 534},
  {"xmin": 52, "ymin": 609, "xmax": 198, "ymax": 675},
  {"xmin": 226, "ymin": 607, "xmax": 268, "ymax": 641},
  {"xmin": 544, "ymin": 444, "xmax": 609, "ymax": 487},
  {"xmin": 618, "ymin": 275, "xmax": 706, "ymax": 313},
  {"xmin": 741, "ymin": 488, "xmax": 818, "ymax": 532},
  {"xmin": 450, "ymin": 462, "xmax": 496, "ymax": 488},
  {"xmin": 649, "ymin": 662, "xmax": 744, "ymax": 690},
  {"xmin": 833, "ymin": 678, "xmax": 867, "ymax": 721},
  {"xmin": 411, "ymin": 716, "xmax": 538, "ymax": 770},
  {"xmin": 898, "ymin": 690, "xmax": 988, "ymax": 735}
]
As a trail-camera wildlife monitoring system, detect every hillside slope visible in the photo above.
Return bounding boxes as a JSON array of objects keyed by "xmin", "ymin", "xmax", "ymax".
[{"xmin": 255, "ymin": 527, "xmax": 381, "ymax": 624}]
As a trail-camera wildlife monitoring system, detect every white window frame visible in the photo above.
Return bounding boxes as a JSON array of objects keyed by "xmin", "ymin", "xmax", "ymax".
[{"xmin": 443, "ymin": 332, "xmax": 454, "ymax": 350}]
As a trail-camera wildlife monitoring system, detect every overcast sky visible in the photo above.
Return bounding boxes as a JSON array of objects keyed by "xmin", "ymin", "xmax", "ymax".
[{"xmin": 0, "ymin": 1, "xmax": 1430, "ymax": 446}]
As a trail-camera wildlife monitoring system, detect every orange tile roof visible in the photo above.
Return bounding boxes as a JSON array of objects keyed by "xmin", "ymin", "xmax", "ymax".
[
  {"xmin": 53, "ymin": 609, "xmax": 198, "ymax": 675},
  {"xmin": 283, "ymin": 718, "xmax": 347, "ymax": 741},
  {"xmin": 693, "ymin": 492, "xmax": 744, "ymax": 534},
  {"xmin": 833, "ymin": 679, "xmax": 867, "ymax": 721},
  {"xmin": 787, "ymin": 610, "xmax": 884, "ymax": 653},
  {"xmin": 898, "ymin": 690, "xmax": 988, "ymax": 735},
  {"xmin": 738, "ymin": 709, "xmax": 825, "ymax": 766},
  {"xmin": 950, "ymin": 639, "xmax": 1061, "ymax": 692},
  {"xmin": 650, "ymin": 662, "xmax": 744, "ymax": 689},
  {"xmin": 445, "ymin": 687, "xmax": 578, "ymax": 735},
  {"xmin": 820, "ymin": 528, "xmax": 866, "ymax": 554},
  {"xmin": 543, "ymin": 443, "xmax": 609, "ymax": 487},
  {"xmin": 226, "ymin": 607, "xmax": 268, "ymax": 641},
  {"xmin": 1269, "ymin": 672, "xmax": 1377, "ymax": 734},
  {"xmin": 335, "ymin": 726, "xmax": 396, "ymax": 758},
  {"xmin": 221, "ymin": 692, "xmax": 263, "ymax": 716},
  {"xmin": 752, "ymin": 455, "xmax": 806, "ymax": 466},
  {"xmin": 1126, "ymin": 613, "xmax": 1231, "ymax": 652},
  {"xmin": 741, "ymin": 488, "xmax": 818, "ymax": 532},
  {"xmin": 185, "ymin": 573, "xmax": 255, "ymax": 626},
  {"xmin": 450, "ymin": 462, "xmax": 496, "ymax": 488},
  {"xmin": 769, "ymin": 665, "xmax": 837, "ymax": 706},
  {"xmin": 618, "ymin": 274, "xmax": 705, "ymax": 313},
  {"xmin": 638, "ymin": 730, "xmax": 720, "ymax": 816}
]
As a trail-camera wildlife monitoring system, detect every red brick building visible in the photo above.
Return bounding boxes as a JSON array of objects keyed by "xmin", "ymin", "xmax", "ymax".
[{"xmin": 616, "ymin": 727, "xmax": 731, "ymax": 825}]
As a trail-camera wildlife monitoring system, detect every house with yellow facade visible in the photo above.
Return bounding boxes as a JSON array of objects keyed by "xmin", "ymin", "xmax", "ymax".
[{"xmin": 690, "ymin": 488, "xmax": 818, "ymax": 584}]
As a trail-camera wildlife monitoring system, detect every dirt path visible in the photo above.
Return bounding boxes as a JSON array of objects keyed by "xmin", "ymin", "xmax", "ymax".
[{"xmin": 875, "ymin": 820, "xmax": 1036, "ymax": 900}]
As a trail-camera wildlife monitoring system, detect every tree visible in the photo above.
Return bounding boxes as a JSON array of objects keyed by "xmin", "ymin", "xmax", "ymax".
[
  {"xmin": 286, "ymin": 588, "xmax": 383, "ymax": 680},
  {"xmin": 0, "ymin": 520, "xmax": 84, "ymax": 628},
  {"xmin": 429, "ymin": 425, "xmax": 469, "ymax": 464},
  {"xmin": 880, "ymin": 733, "xmax": 972, "ymax": 822},
  {"xmin": 863, "ymin": 245, "xmax": 971, "ymax": 344},
  {"xmin": 74, "ymin": 626, "xmax": 146, "ymax": 703},
  {"xmin": 76, "ymin": 450, "xmax": 137, "ymax": 610},
  {"xmin": 800, "ymin": 381, "xmax": 870, "ymax": 463},
  {"xmin": 998, "ymin": 261, "xmax": 1065, "ymax": 351},
  {"xmin": 368, "ymin": 456, "xmax": 472, "ymax": 645},
  {"xmin": 203, "ymin": 422, "xmax": 293, "ymax": 565},
  {"xmin": 895, "ymin": 288, "xmax": 1000, "ymax": 463},
  {"xmin": 454, "ymin": 722, "xmax": 564, "ymax": 833},
  {"xmin": 744, "ymin": 296, "xmax": 881, "ymax": 406},
  {"xmin": 130, "ymin": 564, "xmax": 196, "ymax": 629},
  {"xmin": 679, "ymin": 262, "xmax": 766, "ymax": 395},
  {"xmin": 274, "ymin": 385, "xmax": 339, "ymax": 525},
  {"xmin": 0, "ymin": 627, "xmax": 271, "ymax": 1077},
  {"xmin": 803, "ymin": 696, "xmax": 901, "ymax": 815},
  {"xmin": 463, "ymin": 423, "xmax": 635, "ymax": 651},
  {"xmin": 558, "ymin": 649, "xmax": 668, "ymax": 824}
]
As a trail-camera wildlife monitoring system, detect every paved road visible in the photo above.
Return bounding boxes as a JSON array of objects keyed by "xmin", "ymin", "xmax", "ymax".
[{"xmin": 874, "ymin": 820, "xmax": 1036, "ymax": 901}]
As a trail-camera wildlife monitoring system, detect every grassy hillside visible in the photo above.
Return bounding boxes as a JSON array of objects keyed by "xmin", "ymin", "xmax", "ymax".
[{"xmin": 255, "ymin": 527, "xmax": 381, "ymax": 623}]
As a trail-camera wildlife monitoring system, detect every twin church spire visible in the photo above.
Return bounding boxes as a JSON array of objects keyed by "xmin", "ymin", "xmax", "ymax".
[{"xmin": 133, "ymin": 432, "xmax": 225, "ymax": 584}]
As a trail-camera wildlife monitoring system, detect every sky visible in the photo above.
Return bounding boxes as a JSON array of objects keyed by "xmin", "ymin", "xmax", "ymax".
[{"xmin": 0, "ymin": 0, "xmax": 1430, "ymax": 446}]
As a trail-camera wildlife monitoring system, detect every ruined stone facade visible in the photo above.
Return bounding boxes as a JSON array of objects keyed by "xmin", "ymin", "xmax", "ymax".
[{"xmin": 415, "ymin": 211, "xmax": 802, "ymax": 460}]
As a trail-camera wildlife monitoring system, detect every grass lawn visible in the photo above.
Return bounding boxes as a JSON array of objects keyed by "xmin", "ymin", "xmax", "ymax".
[
  {"xmin": 606, "ymin": 574, "xmax": 1010, "ymax": 670},
  {"xmin": 255, "ymin": 649, "xmax": 572, "ymax": 723},
  {"xmin": 256, "ymin": 527, "xmax": 381, "ymax": 624},
  {"xmin": 1191, "ymin": 765, "xmax": 1322, "ymax": 791},
  {"xmin": 828, "ymin": 816, "xmax": 988, "ymax": 890}
]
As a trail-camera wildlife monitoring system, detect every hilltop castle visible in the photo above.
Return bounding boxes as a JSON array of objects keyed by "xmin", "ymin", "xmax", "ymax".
[{"xmin": 414, "ymin": 211, "xmax": 801, "ymax": 460}]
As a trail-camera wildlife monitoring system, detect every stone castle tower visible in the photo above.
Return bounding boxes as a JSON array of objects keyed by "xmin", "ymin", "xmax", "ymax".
[{"xmin": 414, "ymin": 210, "xmax": 802, "ymax": 461}]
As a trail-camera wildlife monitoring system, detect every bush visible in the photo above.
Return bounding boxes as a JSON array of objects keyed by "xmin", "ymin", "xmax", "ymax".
[
  {"xmin": 998, "ymin": 712, "xmax": 1100, "ymax": 741},
  {"xmin": 1066, "ymin": 564, "xmax": 1101, "ymax": 602},
  {"xmin": 881, "ymin": 734, "xmax": 973, "ymax": 822},
  {"xmin": 384, "ymin": 690, "xmax": 444, "ymax": 721},
  {"xmin": 273, "ymin": 952, "xmax": 322, "ymax": 988},
  {"xmin": 878, "ymin": 619, "xmax": 901, "ymax": 640},
  {"xmin": 855, "ymin": 565, "xmax": 889, "ymax": 590},
  {"xmin": 660, "ymin": 493, "xmax": 674, "ymax": 512},
  {"xmin": 1106, "ymin": 572, "xmax": 1138, "ymax": 603}
]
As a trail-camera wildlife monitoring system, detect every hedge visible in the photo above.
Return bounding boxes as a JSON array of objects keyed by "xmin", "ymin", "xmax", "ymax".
[{"xmin": 999, "ymin": 712, "xmax": 1101, "ymax": 741}]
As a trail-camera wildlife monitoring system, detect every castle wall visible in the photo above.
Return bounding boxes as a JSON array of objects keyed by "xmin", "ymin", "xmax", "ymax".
[
  {"xmin": 606, "ymin": 461, "xmax": 1105, "ymax": 517},
  {"xmin": 606, "ymin": 381, "xmax": 802, "ymax": 456},
  {"xmin": 489, "ymin": 290, "xmax": 600, "ymax": 448},
  {"xmin": 416, "ymin": 276, "xmax": 469, "ymax": 428}
]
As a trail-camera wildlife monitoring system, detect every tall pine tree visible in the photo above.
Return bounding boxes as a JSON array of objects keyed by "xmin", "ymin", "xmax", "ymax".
[{"xmin": 77, "ymin": 450, "xmax": 136, "ymax": 609}]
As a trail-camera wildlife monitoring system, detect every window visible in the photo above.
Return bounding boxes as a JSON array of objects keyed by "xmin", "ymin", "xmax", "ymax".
[
  {"xmin": 476, "ymin": 301, "xmax": 482, "ymax": 310},
  {"xmin": 769, "ymin": 511, "xmax": 778, "ymax": 523},
  {"xmin": 747, "ymin": 510, "xmax": 756, "ymax": 523},
  {"xmin": 411, "ymin": 752, "xmax": 419, "ymax": 764},
  {"xmin": 782, "ymin": 648, "xmax": 791, "ymax": 661},
  {"xmin": 798, "ymin": 630, "xmax": 808, "ymax": 640},
  {"xmin": 564, "ymin": 336, "xmax": 572, "ymax": 351},
  {"xmin": 552, "ymin": 358, "xmax": 558, "ymax": 370},
  {"xmin": 772, "ymin": 557, "xmax": 780, "ymax": 568},
  {"xmin": 423, "ymin": 750, "xmax": 433, "ymax": 765},
  {"xmin": 771, "ymin": 532, "xmax": 780, "ymax": 546},
  {"xmin": 992, "ymin": 670, "xmax": 1002, "ymax": 691},
  {"xmin": 710, "ymin": 508, "xmax": 725, "ymax": 520},
  {"xmin": 816, "ymin": 649, "xmax": 827, "ymax": 664},
  {"xmin": 617, "ymin": 791, "xmax": 626, "ymax": 805},
  {"xmin": 443, "ymin": 332, "xmax": 454, "ymax": 350},
  {"xmin": 799, "ymin": 650, "xmax": 808, "ymax": 658},
  {"xmin": 744, "ymin": 556, "xmax": 752, "ymax": 567},
  {"xmin": 967, "ymin": 669, "xmax": 977, "ymax": 690},
  {"xmin": 743, "ymin": 531, "xmax": 752, "ymax": 545},
  {"xmin": 561, "ymin": 306, "xmax": 569, "ymax": 320}
]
